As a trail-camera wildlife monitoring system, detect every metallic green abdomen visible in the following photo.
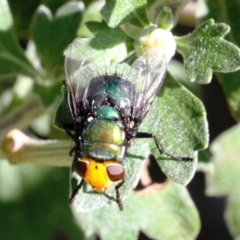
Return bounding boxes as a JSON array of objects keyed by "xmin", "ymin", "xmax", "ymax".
[{"xmin": 82, "ymin": 119, "xmax": 125, "ymax": 160}]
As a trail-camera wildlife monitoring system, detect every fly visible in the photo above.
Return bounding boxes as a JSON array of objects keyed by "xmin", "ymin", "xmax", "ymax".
[{"xmin": 59, "ymin": 38, "xmax": 193, "ymax": 210}]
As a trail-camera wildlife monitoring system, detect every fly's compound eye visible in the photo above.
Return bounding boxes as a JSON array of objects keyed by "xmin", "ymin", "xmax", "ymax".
[
  {"xmin": 107, "ymin": 164, "xmax": 125, "ymax": 182},
  {"xmin": 75, "ymin": 159, "xmax": 88, "ymax": 178}
]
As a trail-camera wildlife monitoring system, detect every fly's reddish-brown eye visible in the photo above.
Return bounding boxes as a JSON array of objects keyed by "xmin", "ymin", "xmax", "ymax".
[
  {"xmin": 107, "ymin": 164, "xmax": 125, "ymax": 182},
  {"xmin": 75, "ymin": 160, "xmax": 88, "ymax": 178}
]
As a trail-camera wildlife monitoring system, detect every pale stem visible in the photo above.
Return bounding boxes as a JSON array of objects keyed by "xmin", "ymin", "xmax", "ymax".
[{"xmin": 1, "ymin": 129, "xmax": 72, "ymax": 167}]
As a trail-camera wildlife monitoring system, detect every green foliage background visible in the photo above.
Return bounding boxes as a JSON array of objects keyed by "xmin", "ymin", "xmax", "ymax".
[{"xmin": 0, "ymin": 0, "xmax": 240, "ymax": 239}]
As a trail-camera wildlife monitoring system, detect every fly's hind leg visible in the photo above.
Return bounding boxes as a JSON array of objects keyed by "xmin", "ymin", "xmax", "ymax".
[{"xmin": 136, "ymin": 132, "xmax": 193, "ymax": 161}]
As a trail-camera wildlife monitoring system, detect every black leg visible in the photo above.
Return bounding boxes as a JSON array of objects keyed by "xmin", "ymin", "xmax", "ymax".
[
  {"xmin": 136, "ymin": 132, "xmax": 193, "ymax": 161},
  {"xmin": 115, "ymin": 179, "xmax": 125, "ymax": 211},
  {"xmin": 103, "ymin": 179, "xmax": 125, "ymax": 211},
  {"xmin": 69, "ymin": 179, "xmax": 84, "ymax": 204},
  {"xmin": 63, "ymin": 126, "xmax": 78, "ymax": 156},
  {"xmin": 69, "ymin": 147, "xmax": 76, "ymax": 156},
  {"xmin": 64, "ymin": 126, "xmax": 75, "ymax": 140}
]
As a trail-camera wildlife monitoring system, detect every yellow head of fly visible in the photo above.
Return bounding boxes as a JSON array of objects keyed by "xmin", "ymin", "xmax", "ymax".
[{"xmin": 75, "ymin": 157, "xmax": 125, "ymax": 193}]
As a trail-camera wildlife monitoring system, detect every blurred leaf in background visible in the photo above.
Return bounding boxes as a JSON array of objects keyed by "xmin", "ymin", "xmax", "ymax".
[
  {"xmin": 200, "ymin": 0, "xmax": 240, "ymax": 121},
  {"xmin": 0, "ymin": 163, "xmax": 85, "ymax": 240},
  {"xmin": 206, "ymin": 124, "xmax": 240, "ymax": 239},
  {"xmin": 199, "ymin": 1, "xmax": 240, "ymax": 239}
]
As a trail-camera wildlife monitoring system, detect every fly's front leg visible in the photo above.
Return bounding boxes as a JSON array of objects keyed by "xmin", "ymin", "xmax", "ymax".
[
  {"xmin": 136, "ymin": 132, "xmax": 193, "ymax": 161},
  {"xmin": 69, "ymin": 179, "xmax": 84, "ymax": 204},
  {"xmin": 63, "ymin": 127, "xmax": 76, "ymax": 156},
  {"xmin": 103, "ymin": 179, "xmax": 125, "ymax": 211},
  {"xmin": 115, "ymin": 179, "xmax": 125, "ymax": 211},
  {"xmin": 63, "ymin": 122, "xmax": 82, "ymax": 156}
]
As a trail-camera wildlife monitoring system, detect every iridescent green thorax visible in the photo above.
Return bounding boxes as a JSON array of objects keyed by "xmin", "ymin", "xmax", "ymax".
[
  {"xmin": 81, "ymin": 106, "xmax": 125, "ymax": 161},
  {"xmin": 104, "ymin": 77, "xmax": 125, "ymax": 95},
  {"xmin": 87, "ymin": 76, "xmax": 134, "ymax": 109},
  {"xmin": 104, "ymin": 77, "xmax": 132, "ymax": 108}
]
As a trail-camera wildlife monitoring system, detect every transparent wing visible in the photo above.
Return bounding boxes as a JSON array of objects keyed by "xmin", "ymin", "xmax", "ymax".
[
  {"xmin": 65, "ymin": 37, "xmax": 128, "ymax": 115},
  {"xmin": 128, "ymin": 50, "xmax": 167, "ymax": 120},
  {"xmin": 65, "ymin": 37, "xmax": 167, "ymax": 121},
  {"xmin": 64, "ymin": 39, "xmax": 91, "ymax": 117}
]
